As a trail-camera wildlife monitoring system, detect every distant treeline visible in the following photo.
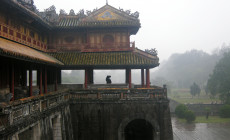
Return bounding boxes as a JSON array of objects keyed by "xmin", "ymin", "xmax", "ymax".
[{"xmin": 151, "ymin": 44, "xmax": 230, "ymax": 89}]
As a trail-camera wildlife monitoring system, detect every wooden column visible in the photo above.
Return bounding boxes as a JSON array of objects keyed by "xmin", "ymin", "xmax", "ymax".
[
  {"xmin": 10, "ymin": 62, "xmax": 14, "ymax": 101},
  {"xmin": 128, "ymin": 69, "xmax": 132, "ymax": 89},
  {"xmin": 55, "ymin": 68, "xmax": 57, "ymax": 91},
  {"xmin": 44, "ymin": 67, "xmax": 47, "ymax": 94},
  {"xmin": 39, "ymin": 68, "xmax": 43, "ymax": 95},
  {"xmin": 125, "ymin": 69, "xmax": 129, "ymax": 84},
  {"xmin": 141, "ymin": 69, "xmax": 145, "ymax": 88},
  {"xmin": 29, "ymin": 68, "xmax": 33, "ymax": 97},
  {"xmin": 21, "ymin": 68, "xmax": 27, "ymax": 87},
  {"xmin": 6, "ymin": 62, "xmax": 9, "ymax": 88},
  {"xmin": 88, "ymin": 68, "xmax": 94, "ymax": 84},
  {"xmin": 57, "ymin": 69, "xmax": 61, "ymax": 84},
  {"xmin": 85, "ymin": 69, "xmax": 88, "ymax": 89},
  {"xmin": 146, "ymin": 68, "xmax": 150, "ymax": 88}
]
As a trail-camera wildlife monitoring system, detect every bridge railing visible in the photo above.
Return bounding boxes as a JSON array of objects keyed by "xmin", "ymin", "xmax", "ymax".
[{"xmin": 70, "ymin": 88, "xmax": 167, "ymax": 101}]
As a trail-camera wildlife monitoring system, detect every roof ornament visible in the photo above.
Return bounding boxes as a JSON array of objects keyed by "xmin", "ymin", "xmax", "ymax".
[
  {"xmin": 145, "ymin": 48, "xmax": 158, "ymax": 56},
  {"xmin": 69, "ymin": 9, "xmax": 75, "ymax": 16},
  {"xmin": 106, "ymin": 0, "xmax": 108, "ymax": 5}
]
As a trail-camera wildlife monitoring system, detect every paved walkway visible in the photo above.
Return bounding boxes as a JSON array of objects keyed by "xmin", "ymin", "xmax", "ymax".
[{"xmin": 172, "ymin": 117, "xmax": 230, "ymax": 140}]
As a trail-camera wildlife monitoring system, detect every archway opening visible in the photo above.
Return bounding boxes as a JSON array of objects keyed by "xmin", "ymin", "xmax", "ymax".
[{"xmin": 125, "ymin": 119, "xmax": 154, "ymax": 140}]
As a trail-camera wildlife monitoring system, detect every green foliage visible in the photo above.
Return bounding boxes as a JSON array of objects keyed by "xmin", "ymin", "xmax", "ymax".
[
  {"xmin": 219, "ymin": 105, "xmax": 230, "ymax": 118},
  {"xmin": 185, "ymin": 110, "xmax": 196, "ymax": 123},
  {"xmin": 175, "ymin": 104, "xmax": 188, "ymax": 118},
  {"xmin": 207, "ymin": 52, "xmax": 230, "ymax": 103},
  {"xmin": 190, "ymin": 82, "xmax": 201, "ymax": 97}
]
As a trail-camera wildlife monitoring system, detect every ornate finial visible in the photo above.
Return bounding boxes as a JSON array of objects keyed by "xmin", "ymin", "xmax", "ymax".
[{"xmin": 106, "ymin": 0, "xmax": 108, "ymax": 5}]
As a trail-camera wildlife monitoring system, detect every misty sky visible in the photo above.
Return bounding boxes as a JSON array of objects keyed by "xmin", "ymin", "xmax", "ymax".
[{"xmin": 34, "ymin": 0, "xmax": 230, "ymax": 62}]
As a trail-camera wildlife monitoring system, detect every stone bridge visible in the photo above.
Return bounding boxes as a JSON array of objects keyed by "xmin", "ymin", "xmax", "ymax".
[{"xmin": 0, "ymin": 88, "xmax": 173, "ymax": 140}]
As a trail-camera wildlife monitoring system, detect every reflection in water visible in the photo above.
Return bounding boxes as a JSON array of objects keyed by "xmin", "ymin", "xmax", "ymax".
[{"xmin": 172, "ymin": 117, "xmax": 230, "ymax": 140}]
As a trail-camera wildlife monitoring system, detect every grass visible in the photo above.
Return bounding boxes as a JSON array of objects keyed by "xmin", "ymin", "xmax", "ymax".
[
  {"xmin": 168, "ymin": 88, "xmax": 221, "ymax": 104},
  {"xmin": 178, "ymin": 116, "xmax": 230, "ymax": 123}
]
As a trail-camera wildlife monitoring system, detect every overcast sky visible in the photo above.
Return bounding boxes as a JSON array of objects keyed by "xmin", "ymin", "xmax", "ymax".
[{"xmin": 34, "ymin": 0, "xmax": 230, "ymax": 62}]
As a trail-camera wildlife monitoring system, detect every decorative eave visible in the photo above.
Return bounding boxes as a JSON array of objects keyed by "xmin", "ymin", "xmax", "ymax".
[
  {"xmin": 48, "ymin": 50, "xmax": 159, "ymax": 69},
  {"xmin": 0, "ymin": 38, "xmax": 63, "ymax": 65}
]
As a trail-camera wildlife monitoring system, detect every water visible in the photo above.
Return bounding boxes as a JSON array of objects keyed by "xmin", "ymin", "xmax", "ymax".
[{"xmin": 172, "ymin": 117, "xmax": 230, "ymax": 140}]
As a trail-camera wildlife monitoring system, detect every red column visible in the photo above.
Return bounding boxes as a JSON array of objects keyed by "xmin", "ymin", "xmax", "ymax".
[
  {"xmin": 85, "ymin": 69, "xmax": 88, "ymax": 89},
  {"xmin": 55, "ymin": 68, "xmax": 57, "ymax": 91},
  {"xmin": 39, "ymin": 68, "xmax": 43, "ymax": 95},
  {"xmin": 29, "ymin": 68, "xmax": 33, "ymax": 96},
  {"xmin": 128, "ymin": 69, "xmax": 132, "ymax": 89},
  {"xmin": 141, "ymin": 69, "xmax": 145, "ymax": 88},
  {"xmin": 125, "ymin": 69, "xmax": 129, "ymax": 84},
  {"xmin": 146, "ymin": 68, "xmax": 150, "ymax": 88},
  {"xmin": 44, "ymin": 67, "xmax": 47, "ymax": 94},
  {"xmin": 10, "ymin": 62, "xmax": 14, "ymax": 101}
]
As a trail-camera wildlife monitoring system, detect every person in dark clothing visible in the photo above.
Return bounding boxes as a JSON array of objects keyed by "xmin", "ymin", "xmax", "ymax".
[{"xmin": 106, "ymin": 75, "xmax": 112, "ymax": 84}]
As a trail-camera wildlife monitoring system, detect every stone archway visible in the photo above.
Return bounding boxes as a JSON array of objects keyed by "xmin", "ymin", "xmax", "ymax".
[
  {"xmin": 118, "ymin": 115, "xmax": 160, "ymax": 140},
  {"xmin": 124, "ymin": 119, "xmax": 153, "ymax": 140}
]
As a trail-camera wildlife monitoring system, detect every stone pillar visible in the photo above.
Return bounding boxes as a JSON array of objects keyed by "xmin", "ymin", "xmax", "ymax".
[
  {"xmin": 29, "ymin": 68, "xmax": 33, "ymax": 96},
  {"xmin": 146, "ymin": 68, "xmax": 150, "ymax": 88},
  {"xmin": 39, "ymin": 68, "xmax": 43, "ymax": 95},
  {"xmin": 10, "ymin": 62, "xmax": 14, "ymax": 101},
  {"xmin": 85, "ymin": 69, "xmax": 88, "ymax": 89},
  {"xmin": 44, "ymin": 67, "xmax": 47, "ymax": 94},
  {"xmin": 141, "ymin": 69, "xmax": 145, "ymax": 88}
]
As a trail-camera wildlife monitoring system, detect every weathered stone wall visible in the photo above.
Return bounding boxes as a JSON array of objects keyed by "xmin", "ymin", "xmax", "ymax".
[
  {"xmin": 186, "ymin": 104, "xmax": 224, "ymax": 116},
  {"xmin": 169, "ymin": 99, "xmax": 223, "ymax": 115},
  {"xmin": 0, "ymin": 91, "xmax": 74, "ymax": 140},
  {"xmin": 69, "ymin": 100, "xmax": 172, "ymax": 140}
]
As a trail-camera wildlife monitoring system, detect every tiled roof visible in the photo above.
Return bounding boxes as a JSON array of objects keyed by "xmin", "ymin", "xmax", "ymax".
[
  {"xmin": 57, "ymin": 18, "xmax": 140, "ymax": 28},
  {"xmin": 48, "ymin": 51, "xmax": 159, "ymax": 68},
  {"xmin": 0, "ymin": 38, "xmax": 63, "ymax": 65}
]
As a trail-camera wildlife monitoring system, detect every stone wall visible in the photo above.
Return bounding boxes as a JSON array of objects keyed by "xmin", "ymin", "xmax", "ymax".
[
  {"xmin": 69, "ymin": 100, "xmax": 173, "ymax": 140},
  {"xmin": 0, "ymin": 90, "xmax": 74, "ymax": 140}
]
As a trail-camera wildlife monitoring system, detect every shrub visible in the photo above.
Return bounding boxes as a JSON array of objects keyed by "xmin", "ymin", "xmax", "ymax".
[
  {"xmin": 175, "ymin": 104, "xmax": 188, "ymax": 118},
  {"xmin": 185, "ymin": 110, "xmax": 196, "ymax": 123},
  {"xmin": 219, "ymin": 105, "xmax": 230, "ymax": 118}
]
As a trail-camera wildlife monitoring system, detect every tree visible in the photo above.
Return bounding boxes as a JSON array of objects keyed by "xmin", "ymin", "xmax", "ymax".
[
  {"xmin": 190, "ymin": 82, "xmax": 201, "ymax": 97},
  {"xmin": 219, "ymin": 105, "xmax": 230, "ymax": 118},
  {"xmin": 175, "ymin": 104, "xmax": 188, "ymax": 118},
  {"xmin": 207, "ymin": 52, "xmax": 230, "ymax": 104},
  {"xmin": 185, "ymin": 110, "xmax": 196, "ymax": 123}
]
